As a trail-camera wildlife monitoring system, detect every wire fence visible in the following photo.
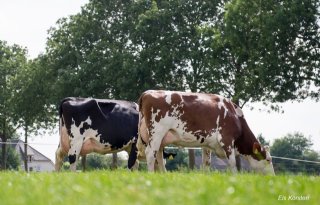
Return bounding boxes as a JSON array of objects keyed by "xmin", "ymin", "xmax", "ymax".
[{"xmin": 1, "ymin": 141, "xmax": 319, "ymax": 174}]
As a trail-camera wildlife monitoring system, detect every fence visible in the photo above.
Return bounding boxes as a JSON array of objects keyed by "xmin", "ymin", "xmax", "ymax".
[{"xmin": 1, "ymin": 141, "xmax": 319, "ymax": 174}]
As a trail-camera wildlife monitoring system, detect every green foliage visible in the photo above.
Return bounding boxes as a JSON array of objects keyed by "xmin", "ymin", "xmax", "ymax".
[
  {"xmin": 10, "ymin": 57, "xmax": 56, "ymax": 132},
  {"xmin": 257, "ymin": 134, "xmax": 270, "ymax": 146},
  {"xmin": 214, "ymin": 0, "xmax": 320, "ymax": 105},
  {"xmin": 271, "ymin": 132, "xmax": 319, "ymax": 174},
  {"xmin": 165, "ymin": 149, "xmax": 188, "ymax": 171},
  {"xmin": 79, "ymin": 154, "xmax": 126, "ymax": 170},
  {"xmin": 0, "ymin": 171, "xmax": 319, "ymax": 205},
  {"xmin": 42, "ymin": 0, "xmax": 320, "ymax": 110},
  {"xmin": 0, "ymin": 40, "xmax": 28, "ymax": 135},
  {"xmin": 0, "ymin": 146, "xmax": 20, "ymax": 170},
  {"xmin": 271, "ymin": 132, "xmax": 313, "ymax": 157},
  {"xmin": 0, "ymin": 40, "xmax": 28, "ymax": 169}
]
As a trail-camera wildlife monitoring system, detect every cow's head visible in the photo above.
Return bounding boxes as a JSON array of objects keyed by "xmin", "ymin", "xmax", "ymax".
[{"xmin": 247, "ymin": 142, "xmax": 275, "ymax": 175}]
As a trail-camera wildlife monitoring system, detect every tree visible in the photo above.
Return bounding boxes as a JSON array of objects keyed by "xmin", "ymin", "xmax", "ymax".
[
  {"xmin": 0, "ymin": 41, "xmax": 28, "ymax": 170},
  {"xmin": 0, "ymin": 145, "xmax": 20, "ymax": 170},
  {"xmin": 302, "ymin": 150, "xmax": 320, "ymax": 174},
  {"xmin": 10, "ymin": 57, "xmax": 56, "ymax": 171},
  {"xmin": 271, "ymin": 132, "xmax": 317, "ymax": 174},
  {"xmin": 209, "ymin": 0, "xmax": 320, "ymax": 107}
]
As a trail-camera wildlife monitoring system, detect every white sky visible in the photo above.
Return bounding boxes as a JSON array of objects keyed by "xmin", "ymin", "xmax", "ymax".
[{"xmin": 1, "ymin": 0, "xmax": 319, "ymax": 162}]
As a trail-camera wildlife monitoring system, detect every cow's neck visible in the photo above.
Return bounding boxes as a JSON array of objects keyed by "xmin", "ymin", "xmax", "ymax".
[{"xmin": 234, "ymin": 117, "xmax": 259, "ymax": 156}]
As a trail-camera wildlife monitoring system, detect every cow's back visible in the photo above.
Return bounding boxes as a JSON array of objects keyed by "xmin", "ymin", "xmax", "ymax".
[{"xmin": 139, "ymin": 90, "xmax": 241, "ymax": 137}]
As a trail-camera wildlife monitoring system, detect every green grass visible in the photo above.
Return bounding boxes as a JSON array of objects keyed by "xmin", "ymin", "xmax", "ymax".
[{"xmin": 0, "ymin": 170, "xmax": 319, "ymax": 205}]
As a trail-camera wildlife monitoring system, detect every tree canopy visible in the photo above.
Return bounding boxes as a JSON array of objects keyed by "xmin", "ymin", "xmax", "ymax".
[
  {"xmin": 271, "ymin": 132, "xmax": 319, "ymax": 174},
  {"xmin": 43, "ymin": 0, "xmax": 320, "ymax": 107}
]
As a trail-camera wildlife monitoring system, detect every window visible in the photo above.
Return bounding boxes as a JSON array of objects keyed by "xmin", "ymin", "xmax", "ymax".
[{"xmin": 28, "ymin": 155, "xmax": 33, "ymax": 162}]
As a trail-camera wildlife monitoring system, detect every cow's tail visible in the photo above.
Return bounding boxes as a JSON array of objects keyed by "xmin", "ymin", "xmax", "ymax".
[
  {"xmin": 136, "ymin": 91, "xmax": 147, "ymax": 159},
  {"xmin": 137, "ymin": 91, "xmax": 147, "ymax": 132},
  {"xmin": 55, "ymin": 97, "xmax": 71, "ymax": 171},
  {"xmin": 58, "ymin": 97, "xmax": 73, "ymax": 139}
]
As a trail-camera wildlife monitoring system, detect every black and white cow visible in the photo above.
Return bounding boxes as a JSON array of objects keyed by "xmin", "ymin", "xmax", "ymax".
[{"xmin": 55, "ymin": 97, "xmax": 139, "ymax": 171}]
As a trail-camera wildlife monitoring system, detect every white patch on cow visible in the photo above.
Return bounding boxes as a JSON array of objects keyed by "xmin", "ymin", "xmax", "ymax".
[
  {"xmin": 85, "ymin": 116, "xmax": 92, "ymax": 126},
  {"xmin": 134, "ymin": 102, "xmax": 139, "ymax": 111},
  {"xmin": 165, "ymin": 93, "xmax": 172, "ymax": 105},
  {"xmin": 227, "ymin": 147, "xmax": 237, "ymax": 173},
  {"xmin": 235, "ymin": 107, "xmax": 243, "ymax": 117},
  {"xmin": 121, "ymin": 137, "xmax": 136, "ymax": 150},
  {"xmin": 217, "ymin": 95, "xmax": 228, "ymax": 118},
  {"xmin": 216, "ymin": 115, "xmax": 220, "ymax": 127},
  {"xmin": 217, "ymin": 96, "xmax": 224, "ymax": 110},
  {"xmin": 69, "ymin": 117, "xmax": 101, "ymax": 158}
]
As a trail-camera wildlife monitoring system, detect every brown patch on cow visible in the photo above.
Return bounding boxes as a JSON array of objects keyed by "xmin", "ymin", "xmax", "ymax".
[
  {"xmin": 218, "ymin": 100, "xmax": 242, "ymax": 158},
  {"xmin": 234, "ymin": 117, "xmax": 267, "ymax": 160},
  {"xmin": 141, "ymin": 91, "xmax": 170, "ymax": 125},
  {"xmin": 180, "ymin": 94, "xmax": 220, "ymax": 136}
]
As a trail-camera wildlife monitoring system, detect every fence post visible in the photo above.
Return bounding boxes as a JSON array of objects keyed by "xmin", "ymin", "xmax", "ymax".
[{"xmin": 188, "ymin": 149, "xmax": 195, "ymax": 170}]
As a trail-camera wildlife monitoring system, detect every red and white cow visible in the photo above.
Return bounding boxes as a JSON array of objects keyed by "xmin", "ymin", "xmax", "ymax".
[{"xmin": 137, "ymin": 90, "xmax": 275, "ymax": 174}]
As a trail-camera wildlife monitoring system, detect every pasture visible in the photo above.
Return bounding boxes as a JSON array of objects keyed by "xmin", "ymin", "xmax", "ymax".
[{"xmin": 0, "ymin": 170, "xmax": 319, "ymax": 205}]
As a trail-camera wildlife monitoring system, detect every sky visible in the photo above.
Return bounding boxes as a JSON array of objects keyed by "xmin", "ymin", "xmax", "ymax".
[{"xmin": 1, "ymin": 0, "xmax": 319, "ymax": 162}]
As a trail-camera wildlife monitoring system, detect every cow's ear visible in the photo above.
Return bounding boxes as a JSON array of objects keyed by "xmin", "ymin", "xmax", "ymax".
[{"xmin": 253, "ymin": 142, "xmax": 262, "ymax": 154}]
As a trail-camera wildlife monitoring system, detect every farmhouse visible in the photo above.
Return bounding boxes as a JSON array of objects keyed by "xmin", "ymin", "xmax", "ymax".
[{"xmin": 11, "ymin": 139, "xmax": 54, "ymax": 172}]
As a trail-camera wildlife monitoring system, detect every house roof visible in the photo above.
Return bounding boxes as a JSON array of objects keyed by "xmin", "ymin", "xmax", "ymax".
[{"xmin": 8, "ymin": 139, "xmax": 54, "ymax": 162}]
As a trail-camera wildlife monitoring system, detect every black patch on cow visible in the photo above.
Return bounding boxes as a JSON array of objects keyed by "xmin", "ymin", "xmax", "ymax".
[
  {"xmin": 200, "ymin": 138, "xmax": 205, "ymax": 143},
  {"xmin": 128, "ymin": 142, "xmax": 138, "ymax": 169},
  {"xmin": 68, "ymin": 154, "xmax": 77, "ymax": 164},
  {"xmin": 80, "ymin": 122, "xmax": 90, "ymax": 135}
]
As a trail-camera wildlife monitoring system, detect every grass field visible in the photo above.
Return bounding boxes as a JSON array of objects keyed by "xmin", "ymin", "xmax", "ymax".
[{"xmin": 0, "ymin": 170, "xmax": 319, "ymax": 205}]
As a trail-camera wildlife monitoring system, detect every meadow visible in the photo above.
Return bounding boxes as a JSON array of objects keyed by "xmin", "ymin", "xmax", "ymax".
[{"xmin": 0, "ymin": 170, "xmax": 319, "ymax": 205}]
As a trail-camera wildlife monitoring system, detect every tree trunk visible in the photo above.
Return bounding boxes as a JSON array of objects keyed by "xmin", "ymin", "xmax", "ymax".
[
  {"xmin": 112, "ymin": 153, "xmax": 118, "ymax": 170},
  {"xmin": 81, "ymin": 155, "xmax": 87, "ymax": 171},
  {"xmin": 1, "ymin": 120, "xmax": 7, "ymax": 170},
  {"xmin": 1, "ymin": 139, "xmax": 7, "ymax": 170},
  {"xmin": 236, "ymin": 155, "xmax": 241, "ymax": 171},
  {"xmin": 24, "ymin": 125, "xmax": 28, "ymax": 172},
  {"xmin": 188, "ymin": 149, "xmax": 195, "ymax": 170}
]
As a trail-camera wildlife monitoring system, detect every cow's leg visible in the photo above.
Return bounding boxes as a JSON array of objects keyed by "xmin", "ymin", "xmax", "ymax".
[
  {"xmin": 55, "ymin": 144, "xmax": 66, "ymax": 171},
  {"xmin": 55, "ymin": 122, "xmax": 69, "ymax": 171},
  {"xmin": 68, "ymin": 141, "xmax": 83, "ymax": 171},
  {"xmin": 201, "ymin": 148, "xmax": 211, "ymax": 171},
  {"xmin": 155, "ymin": 147, "xmax": 166, "ymax": 172},
  {"xmin": 226, "ymin": 147, "xmax": 237, "ymax": 173},
  {"xmin": 145, "ymin": 131, "xmax": 166, "ymax": 172}
]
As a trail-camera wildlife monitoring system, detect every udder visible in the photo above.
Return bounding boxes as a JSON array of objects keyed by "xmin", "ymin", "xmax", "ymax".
[{"xmin": 80, "ymin": 138, "xmax": 112, "ymax": 155}]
